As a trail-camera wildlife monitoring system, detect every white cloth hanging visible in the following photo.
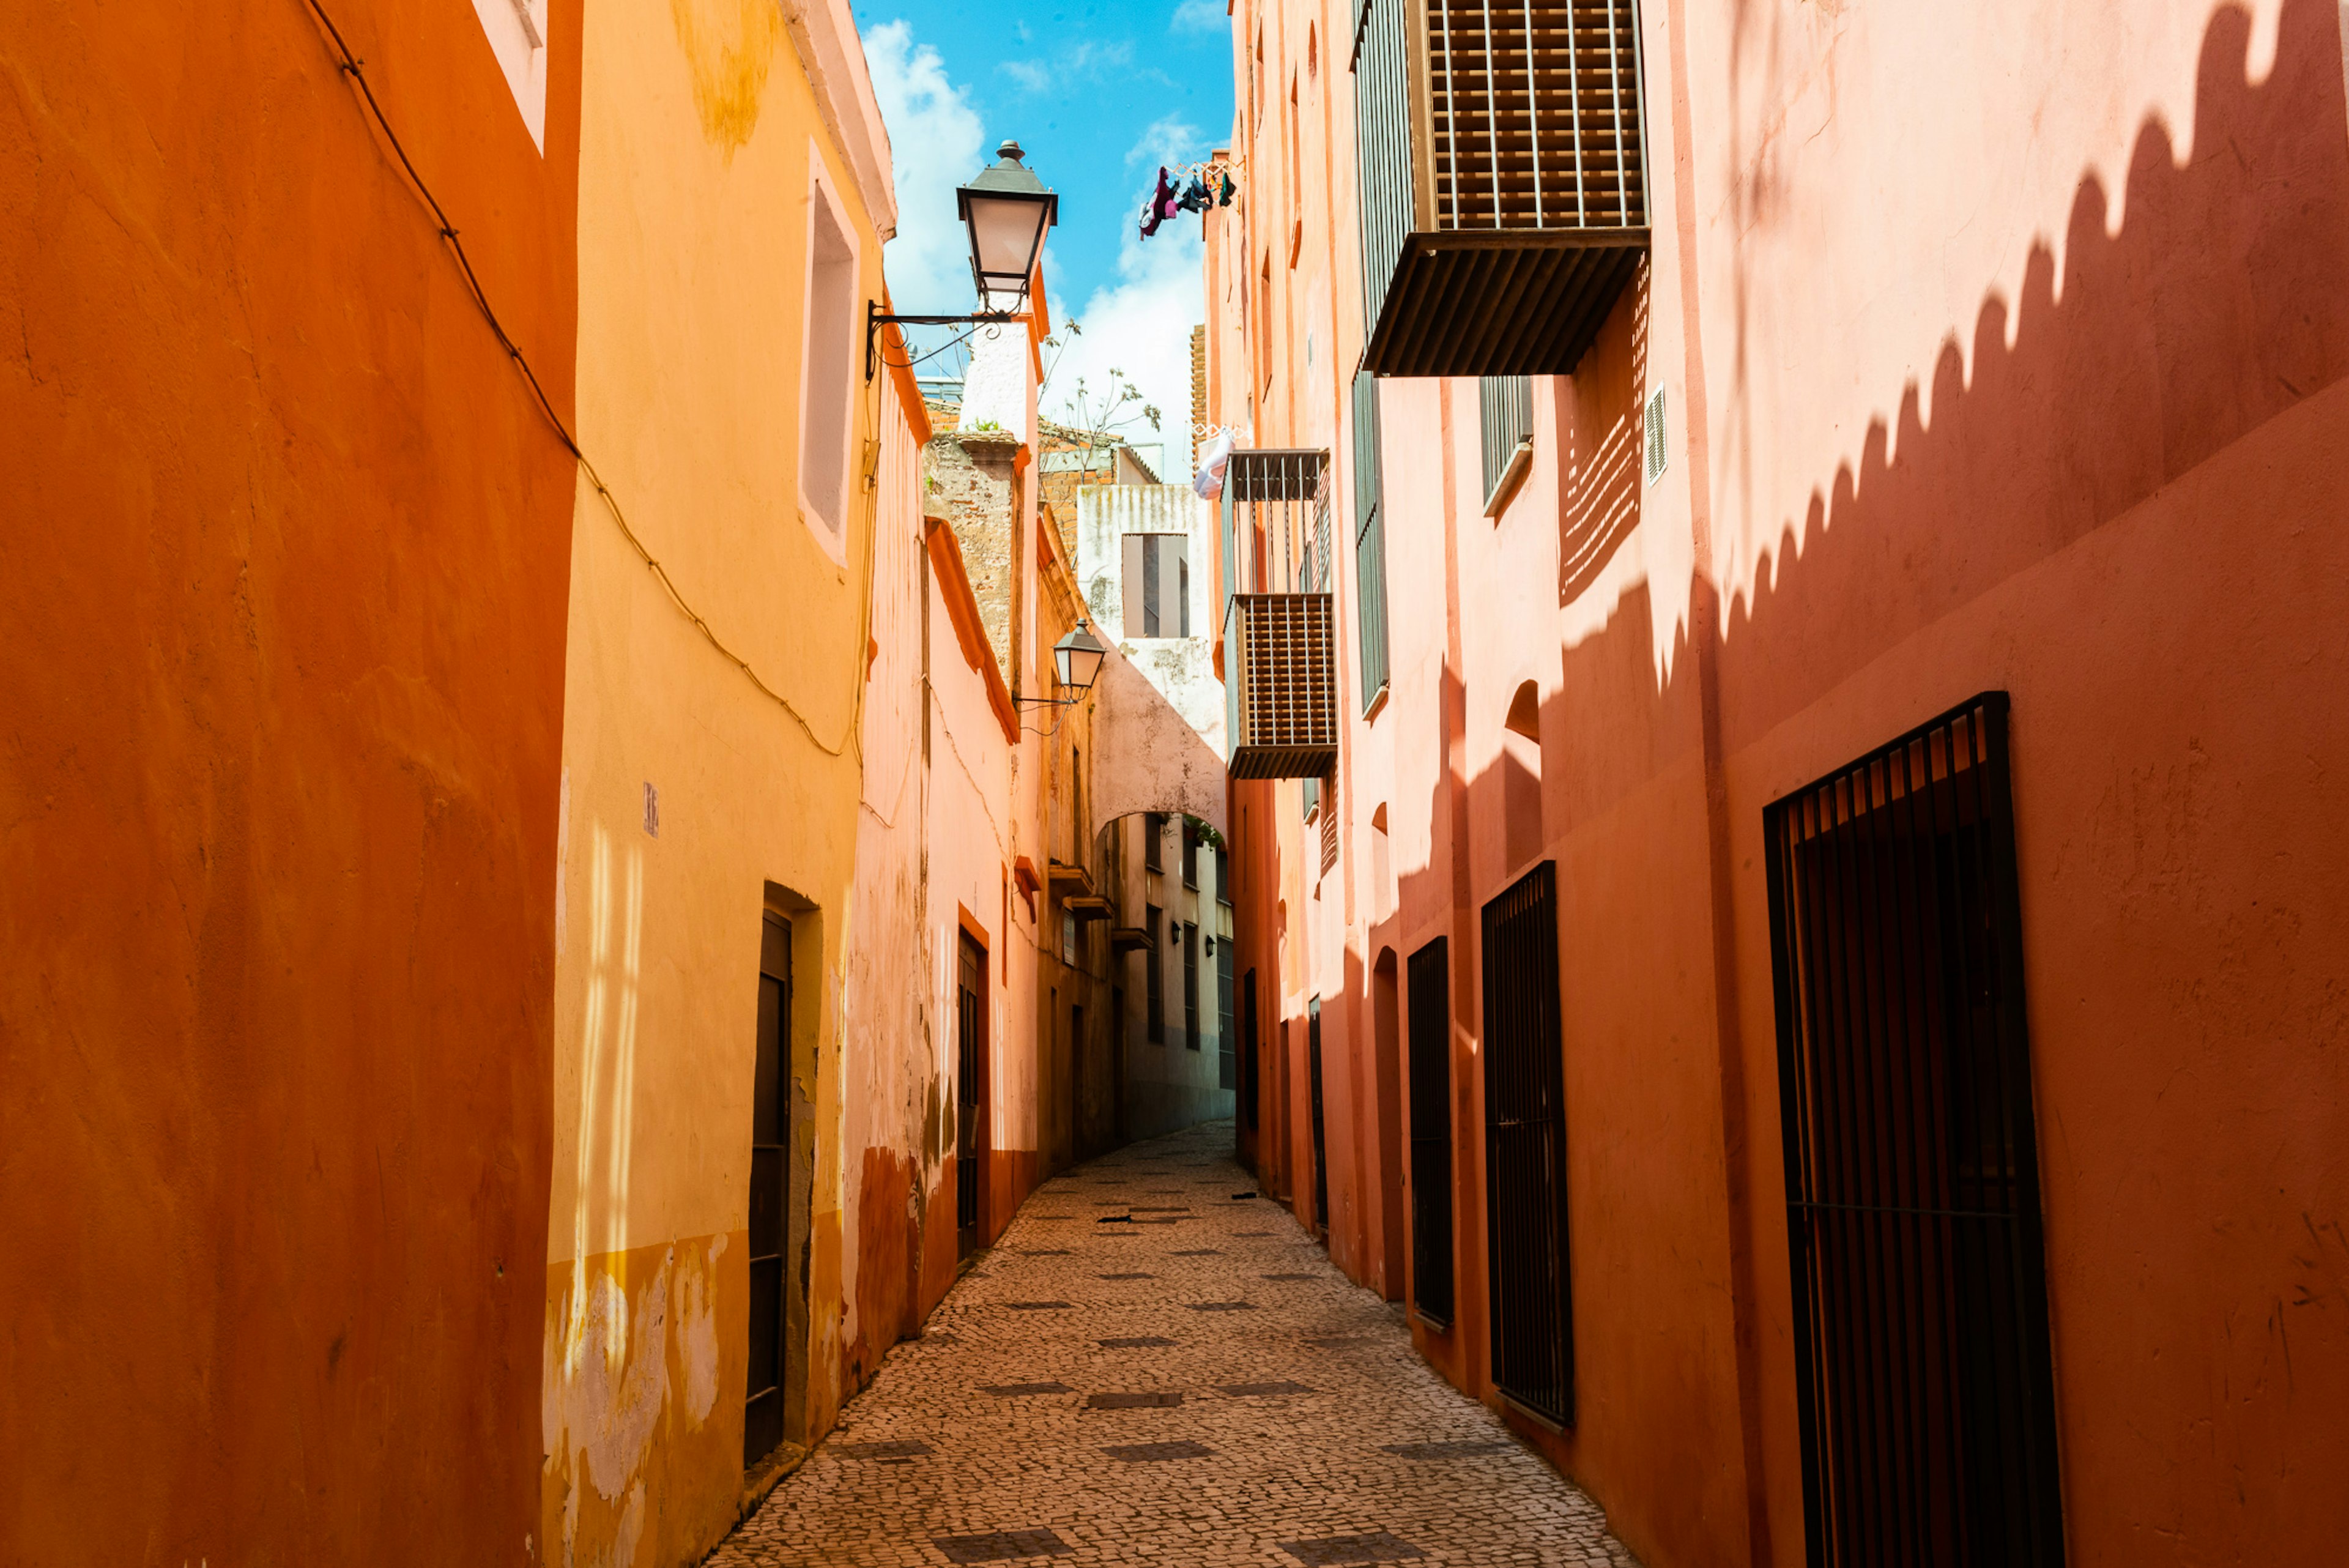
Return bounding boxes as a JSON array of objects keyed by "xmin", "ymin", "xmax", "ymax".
[{"xmin": 1192, "ymin": 429, "xmax": 1236, "ymax": 500}]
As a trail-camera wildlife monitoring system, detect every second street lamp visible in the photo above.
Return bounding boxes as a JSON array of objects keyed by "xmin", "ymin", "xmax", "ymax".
[{"xmin": 867, "ymin": 140, "xmax": 1059, "ymax": 379}]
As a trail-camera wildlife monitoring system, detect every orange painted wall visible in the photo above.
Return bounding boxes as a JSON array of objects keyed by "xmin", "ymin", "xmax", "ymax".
[{"xmin": 0, "ymin": 2, "xmax": 579, "ymax": 1561}]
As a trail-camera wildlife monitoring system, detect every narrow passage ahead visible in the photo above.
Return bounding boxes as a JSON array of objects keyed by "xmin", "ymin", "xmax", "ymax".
[{"xmin": 708, "ymin": 1121, "xmax": 1638, "ymax": 1567}]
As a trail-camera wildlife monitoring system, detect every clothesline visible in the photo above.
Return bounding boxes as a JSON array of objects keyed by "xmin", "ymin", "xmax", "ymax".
[{"xmin": 1139, "ymin": 156, "xmax": 1240, "ymax": 239}]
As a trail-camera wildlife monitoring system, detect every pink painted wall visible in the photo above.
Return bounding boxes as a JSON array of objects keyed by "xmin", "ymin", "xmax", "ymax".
[{"xmin": 1212, "ymin": 0, "xmax": 2349, "ymax": 1564}]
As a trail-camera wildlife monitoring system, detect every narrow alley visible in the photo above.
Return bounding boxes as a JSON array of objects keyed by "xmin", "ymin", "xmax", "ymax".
[
  {"xmin": 9, "ymin": 0, "xmax": 2349, "ymax": 1564},
  {"xmin": 713, "ymin": 1122, "xmax": 1633, "ymax": 1568}
]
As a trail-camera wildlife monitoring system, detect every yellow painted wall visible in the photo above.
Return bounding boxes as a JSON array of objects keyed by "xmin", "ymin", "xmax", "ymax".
[{"xmin": 542, "ymin": 1, "xmax": 893, "ymax": 1562}]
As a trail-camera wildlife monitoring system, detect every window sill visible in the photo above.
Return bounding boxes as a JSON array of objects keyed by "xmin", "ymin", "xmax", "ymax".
[
  {"xmin": 1360, "ymin": 680, "xmax": 1389, "ymax": 723},
  {"xmin": 1483, "ymin": 440, "xmax": 1532, "ymax": 519}
]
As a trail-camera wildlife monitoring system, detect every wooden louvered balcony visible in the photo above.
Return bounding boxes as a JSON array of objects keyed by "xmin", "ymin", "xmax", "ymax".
[
  {"xmin": 1219, "ymin": 450, "xmax": 1340, "ymax": 780},
  {"xmin": 1354, "ymin": 0, "xmax": 1650, "ymax": 377},
  {"xmin": 1226, "ymin": 595, "xmax": 1340, "ymax": 781}
]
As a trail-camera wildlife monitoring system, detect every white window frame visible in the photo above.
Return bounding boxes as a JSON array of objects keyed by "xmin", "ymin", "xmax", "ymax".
[{"xmin": 797, "ymin": 158, "xmax": 861, "ymax": 565}]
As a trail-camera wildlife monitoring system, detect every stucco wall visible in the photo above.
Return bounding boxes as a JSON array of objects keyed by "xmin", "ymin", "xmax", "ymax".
[
  {"xmin": 541, "ymin": 1, "xmax": 892, "ymax": 1561},
  {"xmin": 1, "ymin": 1, "xmax": 581, "ymax": 1562},
  {"xmin": 1217, "ymin": 2, "xmax": 2349, "ymax": 1567}
]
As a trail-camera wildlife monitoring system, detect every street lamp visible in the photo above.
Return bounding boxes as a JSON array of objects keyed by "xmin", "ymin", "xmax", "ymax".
[
  {"xmin": 1018, "ymin": 619, "xmax": 1105, "ymax": 711},
  {"xmin": 867, "ymin": 140, "xmax": 1059, "ymax": 379},
  {"xmin": 1052, "ymin": 620, "xmax": 1105, "ymax": 693}
]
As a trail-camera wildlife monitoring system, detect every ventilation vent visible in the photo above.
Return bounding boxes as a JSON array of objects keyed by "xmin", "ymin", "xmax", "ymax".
[{"xmin": 1644, "ymin": 386, "xmax": 1667, "ymax": 485}]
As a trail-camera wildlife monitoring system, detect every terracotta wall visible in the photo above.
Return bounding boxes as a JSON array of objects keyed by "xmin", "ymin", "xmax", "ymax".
[
  {"xmin": 1213, "ymin": 0, "xmax": 2349, "ymax": 1564},
  {"xmin": 0, "ymin": 1, "xmax": 579, "ymax": 1561}
]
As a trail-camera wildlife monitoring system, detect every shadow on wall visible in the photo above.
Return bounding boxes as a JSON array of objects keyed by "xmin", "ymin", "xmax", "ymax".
[
  {"xmin": 1718, "ymin": 0, "xmax": 2349, "ymax": 748},
  {"xmin": 1362, "ymin": 6, "xmax": 2349, "ymax": 1566}
]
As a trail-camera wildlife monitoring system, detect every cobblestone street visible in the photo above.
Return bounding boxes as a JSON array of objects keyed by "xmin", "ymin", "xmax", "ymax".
[{"xmin": 709, "ymin": 1122, "xmax": 1637, "ymax": 1567}]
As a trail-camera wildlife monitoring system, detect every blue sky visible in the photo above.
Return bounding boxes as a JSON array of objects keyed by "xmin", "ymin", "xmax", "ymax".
[{"xmin": 853, "ymin": 0, "xmax": 1236, "ymax": 466}]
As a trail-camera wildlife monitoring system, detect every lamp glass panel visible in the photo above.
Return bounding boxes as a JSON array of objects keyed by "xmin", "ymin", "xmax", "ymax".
[{"xmin": 968, "ymin": 194, "xmax": 1045, "ymax": 280}]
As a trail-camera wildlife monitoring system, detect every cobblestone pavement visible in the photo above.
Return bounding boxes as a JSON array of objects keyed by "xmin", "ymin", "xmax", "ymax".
[{"xmin": 709, "ymin": 1120, "xmax": 1639, "ymax": 1568}]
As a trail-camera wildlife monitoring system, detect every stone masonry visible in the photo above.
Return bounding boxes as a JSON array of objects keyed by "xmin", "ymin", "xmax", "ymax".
[{"xmin": 707, "ymin": 1121, "xmax": 1639, "ymax": 1568}]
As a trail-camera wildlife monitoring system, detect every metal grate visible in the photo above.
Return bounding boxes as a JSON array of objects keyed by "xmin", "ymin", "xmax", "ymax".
[
  {"xmin": 1481, "ymin": 861, "xmax": 1574, "ymax": 1426},
  {"xmin": 1351, "ymin": 371, "xmax": 1391, "ymax": 707},
  {"xmin": 1406, "ymin": 938, "xmax": 1455, "ymax": 1326},
  {"xmin": 1764, "ymin": 693, "xmax": 2065, "ymax": 1568},
  {"xmin": 1480, "ymin": 375, "xmax": 1534, "ymax": 508},
  {"xmin": 1428, "ymin": 0, "xmax": 1647, "ymax": 230}
]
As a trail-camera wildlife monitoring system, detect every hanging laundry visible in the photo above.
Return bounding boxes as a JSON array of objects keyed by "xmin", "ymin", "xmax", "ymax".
[
  {"xmin": 1193, "ymin": 429, "xmax": 1236, "ymax": 500},
  {"xmin": 1139, "ymin": 165, "xmax": 1171, "ymax": 238},
  {"xmin": 1218, "ymin": 171, "xmax": 1236, "ymax": 206},
  {"xmin": 1178, "ymin": 174, "xmax": 1211, "ymax": 212}
]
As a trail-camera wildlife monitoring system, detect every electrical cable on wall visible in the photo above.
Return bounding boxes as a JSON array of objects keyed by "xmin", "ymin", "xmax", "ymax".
[{"xmin": 296, "ymin": 0, "xmax": 873, "ymax": 762}]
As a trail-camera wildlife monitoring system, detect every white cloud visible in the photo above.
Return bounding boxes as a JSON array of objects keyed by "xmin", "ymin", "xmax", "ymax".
[
  {"xmin": 1171, "ymin": 0, "xmax": 1226, "ymax": 34},
  {"xmin": 1042, "ymin": 117, "xmax": 1210, "ymax": 478},
  {"xmin": 1001, "ymin": 59, "xmax": 1050, "ymax": 92},
  {"xmin": 863, "ymin": 20, "xmax": 987, "ymax": 313}
]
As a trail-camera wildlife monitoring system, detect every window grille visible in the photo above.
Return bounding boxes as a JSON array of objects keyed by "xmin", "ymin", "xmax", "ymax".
[
  {"xmin": 1352, "ymin": 371, "xmax": 1391, "ymax": 706},
  {"xmin": 1764, "ymin": 693, "xmax": 2064, "ymax": 1568},
  {"xmin": 1406, "ymin": 938, "xmax": 1455, "ymax": 1326},
  {"xmin": 1482, "ymin": 860, "xmax": 1573, "ymax": 1426},
  {"xmin": 1480, "ymin": 375, "xmax": 1534, "ymax": 510}
]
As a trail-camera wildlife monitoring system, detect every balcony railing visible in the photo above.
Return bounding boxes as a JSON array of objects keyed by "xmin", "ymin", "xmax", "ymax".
[
  {"xmin": 1355, "ymin": 0, "xmax": 1650, "ymax": 377},
  {"xmin": 1221, "ymin": 450, "xmax": 1340, "ymax": 780}
]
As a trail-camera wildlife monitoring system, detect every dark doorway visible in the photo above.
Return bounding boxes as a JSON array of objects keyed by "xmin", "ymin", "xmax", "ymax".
[
  {"xmin": 956, "ymin": 931, "xmax": 987, "ymax": 1262},
  {"xmin": 744, "ymin": 913, "xmax": 792, "ymax": 1466},
  {"xmin": 1242, "ymin": 968, "xmax": 1261, "ymax": 1128},
  {"xmin": 1111, "ymin": 984, "xmax": 1127, "ymax": 1143},
  {"xmin": 1406, "ymin": 937, "xmax": 1455, "ymax": 1327},
  {"xmin": 1482, "ymin": 861, "xmax": 1573, "ymax": 1427},
  {"xmin": 1075, "ymin": 1001, "xmax": 1089, "ymax": 1161},
  {"xmin": 1307, "ymin": 998, "xmax": 1329, "ymax": 1237},
  {"xmin": 1764, "ymin": 693, "xmax": 2063, "ymax": 1568}
]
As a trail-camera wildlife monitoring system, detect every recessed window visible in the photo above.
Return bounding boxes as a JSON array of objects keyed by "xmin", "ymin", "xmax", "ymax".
[
  {"xmin": 1122, "ymin": 534, "xmax": 1191, "ymax": 637},
  {"xmin": 800, "ymin": 174, "xmax": 858, "ymax": 544}
]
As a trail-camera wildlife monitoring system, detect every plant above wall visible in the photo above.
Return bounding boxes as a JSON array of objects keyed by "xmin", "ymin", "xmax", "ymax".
[{"xmin": 1185, "ymin": 814, "xmax": 1226, "ymax": 852}]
